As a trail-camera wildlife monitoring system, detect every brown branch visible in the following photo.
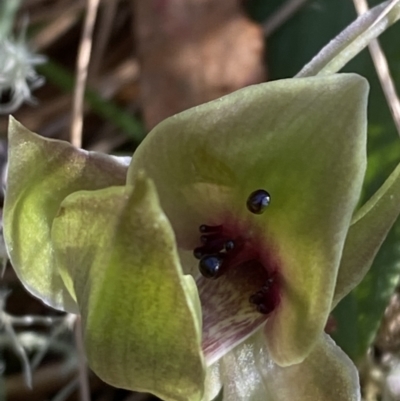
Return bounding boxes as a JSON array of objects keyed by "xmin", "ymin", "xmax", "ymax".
[{"xmin": 70, "ymin": 0, "xmax": 100, "ymax": 148}]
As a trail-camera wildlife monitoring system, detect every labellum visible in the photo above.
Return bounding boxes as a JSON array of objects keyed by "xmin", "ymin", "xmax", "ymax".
[{"xmin": 194, "ymin": 190, "xmax": 278, "ymax": 316}]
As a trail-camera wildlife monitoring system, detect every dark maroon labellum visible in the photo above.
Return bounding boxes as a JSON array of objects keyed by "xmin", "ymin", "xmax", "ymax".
[
  {"xmin": 246, "ymin": 189, "xmax": 271, "ymax": 214},
  {"xmin": 195, "ymin": 221, "xmax": 278, "ymax": 315}
]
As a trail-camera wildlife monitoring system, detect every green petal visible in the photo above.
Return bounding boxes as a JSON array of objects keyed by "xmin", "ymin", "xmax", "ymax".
[
  {"xmin": 219, "ymin": 331, "xmax": 360, "ymax": 401},
  {"xmin": 128, "ymin": 74, "xmax": 368, "ymax": 366},
  {"xmin": 51, "ymin": 176, "xmax": 205, "ymax": 401},
  {"xmin": 203, "ymin": 362, "xmax": 222, "ymax": 401},
  {"xmin": 333, "ymin": 161, "xmax": 400, "ymax": 309},
  {"xmin": 3, "ymin": 118, "xmax": 128, "ymax": 311}
]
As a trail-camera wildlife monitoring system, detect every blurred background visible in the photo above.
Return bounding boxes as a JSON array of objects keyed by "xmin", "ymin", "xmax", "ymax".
[{"xmin": 1, "ymin": 0, "xmax": 400, "ymax": 400}]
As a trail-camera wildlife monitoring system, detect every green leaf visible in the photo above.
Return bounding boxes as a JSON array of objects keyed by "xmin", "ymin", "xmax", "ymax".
[
  {"xmin": 51, "ymin": 176, "xmax": 205, "ymax": 401},
  {"xmin": 333, "ymin": 161, "xmax": 400, "ymax": 308},
  {"xmin": 333, "ymin": 220, "xmax": 400, "ymax": 361},
  {"xmin": 331, "ymin": 160, "xmax": 400, "ymax": 361},
  {"xmin": 3, "ymin": 118, "xmax": 128, "ymax": 311}
]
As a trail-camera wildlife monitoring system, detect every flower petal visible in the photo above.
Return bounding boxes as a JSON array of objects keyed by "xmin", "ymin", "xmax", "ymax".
[
  {"xmin": 333, "ymin": 161, "xmax": 400, "ymax": 309},
  {"xmin": 218, "ymin": 331, "xmax": 360, "ymax": 401},
  {"xmin": 128, "ymin": 74, "xmax": 368, "ymax": 365},
  {"xmin": 51, "ymin": 176, "xmax": 205, "ymax": 401},
  {"xmin": 203, "ymin": 362, "xmax": 223, "ymax": 401},
  {"xmin": 199, "ymin": 262, "xmax": 268, "ymax": 366},
  {"xmin": 3, "ymin": 117, "xmax": 128, "ymax": 311}
]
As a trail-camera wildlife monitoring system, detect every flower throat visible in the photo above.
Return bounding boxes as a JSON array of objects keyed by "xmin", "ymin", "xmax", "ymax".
[{"xmin": 193, "ymin": 189, "xmax": 278, "ymax": 315}]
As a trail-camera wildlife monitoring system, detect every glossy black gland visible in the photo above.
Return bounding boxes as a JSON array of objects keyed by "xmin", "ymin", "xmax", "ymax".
[
  {"xmin": 246, "ymin": 189, "xmax": 271, "ymax": 214},
  {"xmin": 249, "ymin": 291, "xmax": 264, "ymax": 305},
  {"xmin": 250, "ymin": 290, "xmax": 275, "ymax": 315},
  {"xmin": 199, "ymin": 224, "xmax": 223, "ymax": 233},
  {"xmin": 194, "ymin": 237, "xmax": 227, "ymax": 259},
  {"xmin": 257, "ymin": 302, "xmax": 274, "ymax": 315},
  {"xmin": 199, "ymin": 254, "xmax": 224, "ymax": 279},
  {"xmin": 200, "ymin": 235, "xmax": 209, "ymax": 244},
  {"xmin": 194, "ymin": 247, "xmax": 205, "ymax": 260},
  {"xmin": 249, "ymin": 274, "xmax": 276, "ymax": 315},
  {"xmin": 196, "ymin": 220, "xmax": 277, "ymax": 314},
  {"xmin": 261, "ymin": 277, "xmax": 274, "ymax": 293},
  {"xmin": 224, "ymin": 240, "xmax": 235, "ymax": 252}
]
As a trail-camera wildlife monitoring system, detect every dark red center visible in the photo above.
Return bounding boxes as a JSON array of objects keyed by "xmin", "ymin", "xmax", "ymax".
[{"xmin": 193, "ymin": 223, "xmax": 279, "ymax": 315}]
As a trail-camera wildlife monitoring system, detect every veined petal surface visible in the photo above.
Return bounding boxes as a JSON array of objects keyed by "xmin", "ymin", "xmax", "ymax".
[
  {"xmin": 218, "ymin": 331, "xmax": 360, "ymax": 401},
  {"xmin": 128, "ymin": 74, "xmax": 368, "ymax": 366},
  {"xmin": 51, "ymin": 177, "xmax": 205, "ymax": 401},
  {"xmin": 4, "ymin": 118, "xmax": 128, "ymax": 311}
]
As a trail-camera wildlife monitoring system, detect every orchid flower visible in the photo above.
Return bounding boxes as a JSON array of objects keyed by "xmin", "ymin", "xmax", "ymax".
[{"xmin": 4, "ymin": 73, "xmax": 400, "ymax": 401}]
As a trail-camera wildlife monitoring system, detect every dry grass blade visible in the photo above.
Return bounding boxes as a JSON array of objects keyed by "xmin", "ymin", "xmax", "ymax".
[
  {"xmin": 31, "ymin": 4, "xmax": 82, "ymax": 51},
  {"xmin": 75, "ymin": 316, "xmax": 91, "ymax": 401},
  {"xmin": 297, "ymin": 0, "xmax": 400, "ymax": 77},
  {"xmin": 89, "ymin": 0, "xmax": 120, "ymax": 81},
  {"xmin": 263, "ymin": 0, "xmax": 309, "ymax": 37},
  {"xmin": 71, "ymin": 0, "xmax": 100, "ymax": 148},
  {"xmin": 353, "ymin": 0, "xmax": 400, "ymax": 139}
]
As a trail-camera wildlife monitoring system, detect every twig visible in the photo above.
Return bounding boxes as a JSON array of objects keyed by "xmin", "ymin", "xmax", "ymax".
[
  {"xmin": 6, "ymin": 361, "xmax": 77, "ymax": 401},
  {"xmin": 263, "ymin": 0, "xmax": 309, "ymax": 37},
  {"xmin": 0, "ymin": 290, "xmax": 71, "ymax": 388},
  {"xmin": 9, "ymin": 314, "xmax": 65, "ymax": 326},
  {"xmin": 30, "ymin": 315, "xmax": 71, "ymax": 370},
  {"xmin": 51, "ymin": 377, "xmax": 79, "ymax": 401},
  {"xmin": 0, "ymin": 0, "xmax": 22, "ymax": 38},
  {"xmin": 31, "ymin": 4, "xmax": 81, "ymax": 51},
  {"xmin": 89, "ymin": 0, "xmax": 119, "ymax": 80},
  {"xmin": 75, "ymin": 316, "xmax": 91, "ymax": 401},
  {"xmin": 353, "ymin": 0, "xmax": 400, "ymax": 139},
  {"xmin": 296, "ymin": 0, "xmax": 400, "ymax": 77},
  {"xmin": 70, "ymin": 0, "xmax": 100, "ymax": 148},
  {"xmin": 3, "ymin": 319, "xmax": 32, "ymax": 387}
]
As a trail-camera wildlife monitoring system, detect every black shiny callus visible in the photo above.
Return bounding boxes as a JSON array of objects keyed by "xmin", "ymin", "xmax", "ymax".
[
  {"xmin": 256, "ymin": 302, "xmax": 275, "ymax": 315},
  {"xmin": 194, "ymin": 225, "xmax": 235, "ymax": 262},
  {"xmin": 199, "ymin": 224, "xmax": 223, "ymax": 233},
  {"xmin": 249, "ymin": 290, "xmax": 275, "ymax": 315},
  {"xmin": 249, "ymin": 276, "xmax": 276, "ymax": 315},
  {"xmin": 224, "ymin": 240, "xmax": 235, "ymax": 251},
  {"xmin": 199, "ymin": 254, "xmax": 224, "ymax": 279},
  {"xmin": 193, "ymin": 239, "xmax": 227, "ymax": 260},
  {"xmin": 246, "ymin": 189, "xmax": 271, "ymax": 214}
]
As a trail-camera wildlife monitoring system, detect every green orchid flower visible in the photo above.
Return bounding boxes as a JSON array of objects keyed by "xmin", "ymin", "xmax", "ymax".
[{"xmin": 4, "ymin": 73, "xmax": 400, "ymax": 401}]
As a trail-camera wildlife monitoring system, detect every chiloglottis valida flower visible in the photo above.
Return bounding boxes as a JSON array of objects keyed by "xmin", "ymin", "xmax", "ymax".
[{"xmin": 5, "ymin": 73, "xmax": 400, "ymax": 401}]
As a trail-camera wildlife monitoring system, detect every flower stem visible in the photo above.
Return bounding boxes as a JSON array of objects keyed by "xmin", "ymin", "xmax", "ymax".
[
  {"xmin": 0, "ymin": 0, "xmax": 21, "ymax": 39},
  {"xmin": 296, "ymin": 0, "xmax": 400, "ymax": 77}
]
